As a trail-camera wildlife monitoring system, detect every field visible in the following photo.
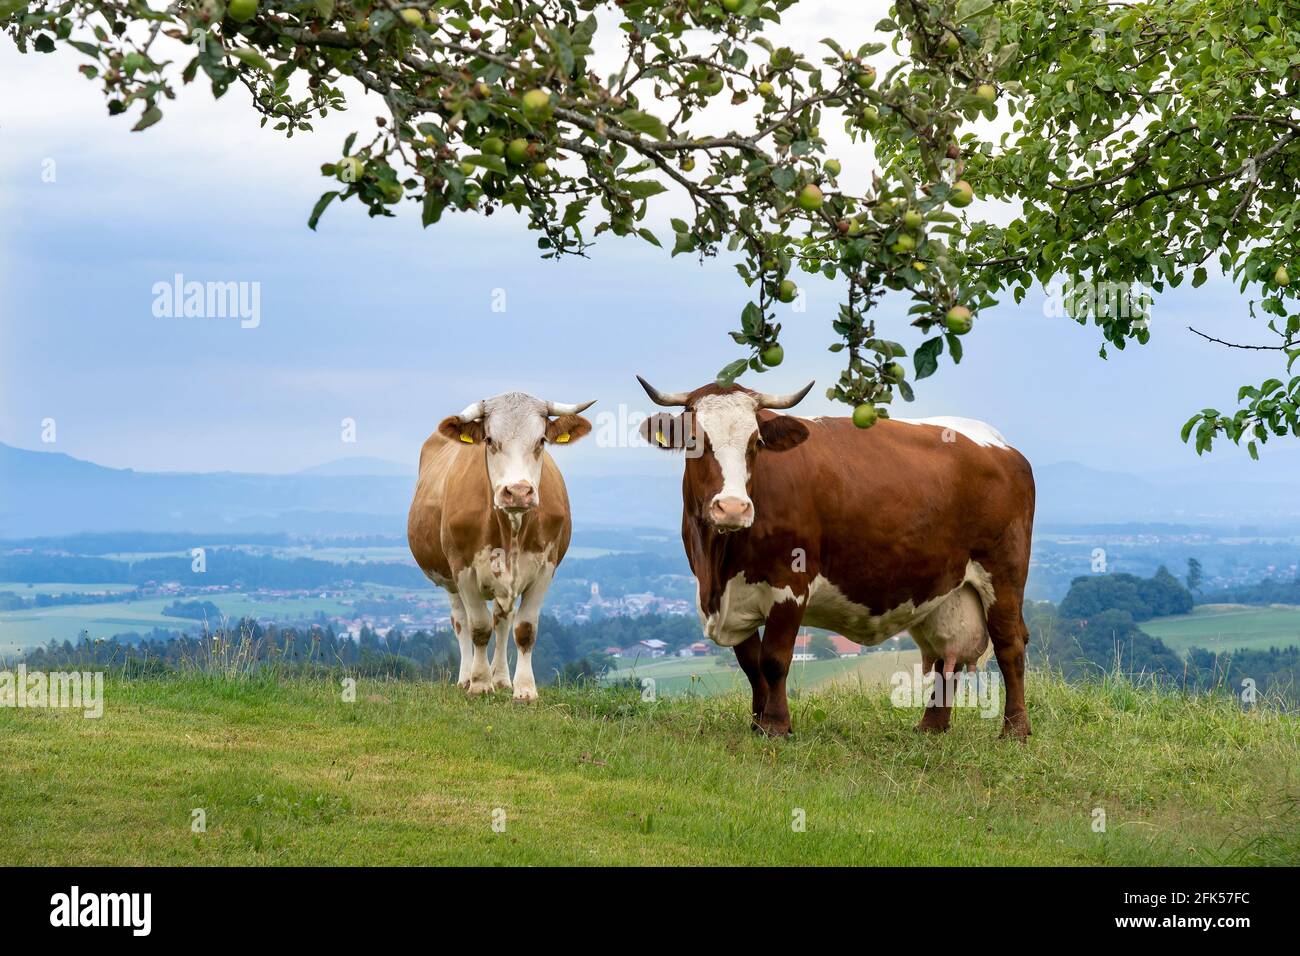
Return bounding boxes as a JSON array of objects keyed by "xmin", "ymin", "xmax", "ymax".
[
  {"xmin": 0, "ymin": 593, "xmax": 359, "ymax": 650},
  {"xmin": 0, "ymin": 673, "xmax": 1295, "ymax": 865},
  {"xmin": 1140, "ymin": 605, "xmax": 1300, "ymax": 655},
  {"xmin": 606, "ymin": 648, "xmax": 920, "ymax": 697}
]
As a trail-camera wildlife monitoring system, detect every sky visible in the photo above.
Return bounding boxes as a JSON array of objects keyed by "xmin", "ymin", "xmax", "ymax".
[{"xmin": 2, "ymin": 5, "xmax": 1298, "ymax": 485}]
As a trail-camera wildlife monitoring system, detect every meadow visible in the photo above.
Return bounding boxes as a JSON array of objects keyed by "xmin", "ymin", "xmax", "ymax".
[
  {"xmin": 0, "ymin": 592, "xmax": 358, "ymax": 649},
  {"xmin": 1140, "ymin": 605, "xmax": 1300, "ymax": 655},
  {"xmin": 605, "ymin": 647, "xmax": 919, "ymax": 696},
  {"xmin": 0, "ymin": 672, "xmax": 1295, "ymax": 866}
]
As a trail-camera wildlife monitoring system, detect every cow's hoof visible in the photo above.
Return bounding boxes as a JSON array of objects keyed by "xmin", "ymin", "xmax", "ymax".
[
  {"xmin": 513, "ymin": 687, "xmax": 538, "ymax": 703},
  {"xmin": 466, "ymin": 679, "xmax": 495, "ymax": 696},
  {"xmin": 914, "ymin": 720, "xmax": 950, "ymax": 734},
  {"xmin": 456, "ymin": 678, "xmax": 471, "ymax": 690},
  {"xmin": 753, "ymin": 717, "xmax": 791, "ymax": 738},
  {"xmin": 999, "ymin": 715, "xmax": 1031, "ymax": 740},
  {"xmin": 492, "ymin": 677, "xmax": 513, "ymax": 692}
]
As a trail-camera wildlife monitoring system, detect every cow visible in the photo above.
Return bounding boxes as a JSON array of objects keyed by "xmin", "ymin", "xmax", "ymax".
[
  {"xmin": 636, "ymin": 376, "xmax": 1036, "ymax": 739},
  {"xmin": 407, "ymin": 392, "xmax": 595, "ymax": 700}
]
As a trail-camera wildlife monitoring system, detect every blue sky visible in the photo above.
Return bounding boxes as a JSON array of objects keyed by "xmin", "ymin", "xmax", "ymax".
[{"xmin": 3, "ymin": 34, "xmax": 1298, "ymax": 486}]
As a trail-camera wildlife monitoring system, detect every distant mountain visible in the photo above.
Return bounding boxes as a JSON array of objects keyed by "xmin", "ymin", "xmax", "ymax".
[
  {"xmin": 0, "ymin": 443, "xmax": 412, "ymax": 538},
  {"xmin": 296, "ymin": 457, "xmax": 415, "ymax": 477},
  {"xmin": 3, "ymin": 443, "xmax": 1297, "ymax": 539},
  {"xmin": 1033, "ymin": 460, "xmax": 1300, "ymax": 528}
]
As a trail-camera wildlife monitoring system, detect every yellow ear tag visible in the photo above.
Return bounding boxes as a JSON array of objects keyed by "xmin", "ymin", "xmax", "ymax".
[
  {"xmin": 460, "ymin": 433, "xmax": 474, "ymax": 443},
  {"xmin": 656, "ymin": 431, "xmax": 667, "ymax": 447},
  {"xmin": 556, "ymin": 433, "xmax": 570, "ymax": 444}
]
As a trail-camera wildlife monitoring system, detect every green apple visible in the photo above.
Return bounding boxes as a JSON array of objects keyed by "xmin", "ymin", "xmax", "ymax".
[
  {"xmin": 939, "ymin": 31, "xmax": 960, "ymax": 56},
  {"xmin": 459, "ymin": 161, "xmax": 476, "ymax": 176},
  {"xmin": 722, "ymin": 0, "xmax": 742, "ymax": 11},
  {"xmin": 1275, "ymin": 265, "xmax": 1291, "ymax": 286},
  {"xmin": 890, "ymin": 233, "xmax": 916, "ymax": 254},
  {"xmin": 860, "ymin": 105, "xmax": 880, "ymax": 130},
  {"xmin": 902, "ymin": 208, "xmax": 924, "ymax": 231},
  {"xmin": 228, "ymin": 0, "xmax": 258, "ymax": 22},
  {"xmin": 481, "ymin": 136, "xmax": 506, "ymax": 156},
  {"xmin": 882, "ymin": 362, "xmax": 906, "ymax": 384},
  {"xmin": 757, "ymin": 81, "xmax": 774, "ymax": 96},
  {"xmin": 975, "ymin": 83, "xmax": 996, "ymax": 104},
  {"xmin": 699, "ymin": 71, "xmax": 724, "ymax": 96},
  {"xmin": 522, "ymin": 88, "xmax": 553, "ymax": 122},
  {"xmin": 506, "ymin": 138, "xmax": 531, "ymax": 165},
  {"xmin": 945, "ymin": 305, "xmax": 973, "ymax": 334},
  {"xmin": 855, "ymin": 66, "xmax": 876, "ymax": 89},
  {"xmin": 824, "ymin": 159, "xmax": 842, "ymax": 177},
  {"xmin": 797, "ymin": 184, "xmax": 824, "ymax": 212},
  {"xmin": 531, "ymin": 160, "xmax": 549, "ymax": 177},
  {"xmin": 948, "ymin": 180, "xmax": 974, "ymax": 208},
  {"xmin": 399, "ymin": 8, "xmax": 425, "ymax": 28},
  {"xmin": 777, "ymin": 279, "xmax": 798, "ymax": 303},
  {"xmin": 761, "ymin": 344, "xmax": 784, "ymax": 367},
  {"xmin": 335, "ymin": 156, "xmax": 365, "ymax": 183},
  {"xmin": 852, "ymin": 403, "xmax": 878, "ymax": 429}
]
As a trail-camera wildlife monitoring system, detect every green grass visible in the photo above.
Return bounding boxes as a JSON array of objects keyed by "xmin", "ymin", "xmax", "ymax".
[
  {"xmin": 0, "ymin": 594, "xmax": 362, "ymax": 650},
  {"xmin": 1141, "ymin": 604, "xmax": 1300, "ymax": 655},
  {"xmin": 0, "ymin": 671, "xmax": 1295, "ymax": 865},
  {"xmin": 605, "ymin": 649, "xmax": 918, "ymax": 697}
]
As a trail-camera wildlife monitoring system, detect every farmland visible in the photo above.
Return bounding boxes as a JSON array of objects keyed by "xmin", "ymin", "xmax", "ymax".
[
  {"xmin": 1140, "ymin": 605, "xmax": 1300, "ymax": 655},
  {"xmin": 605, "ymin": 646, "xmax": 922, "ymax": 697}
]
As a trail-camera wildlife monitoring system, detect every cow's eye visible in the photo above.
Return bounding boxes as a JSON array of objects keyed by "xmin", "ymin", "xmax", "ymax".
[{"xmin": 484, "ymin": 436, "xmax": 494, "ymax": 448}]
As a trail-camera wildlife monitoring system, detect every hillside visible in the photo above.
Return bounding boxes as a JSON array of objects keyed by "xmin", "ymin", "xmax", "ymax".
[
  {"xmin": 8, "ymin": 442, "xmax": 1300, "ymax": 539},
  {"xmin": 1, "ymin": 674, "xmax": 1295, "ymax": 865}
]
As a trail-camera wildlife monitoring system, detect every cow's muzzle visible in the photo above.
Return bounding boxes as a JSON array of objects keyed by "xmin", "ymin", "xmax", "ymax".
[
  {"xmin": 708, "ymin": 496, "xmax": 754, "ymax": 531},
  {"xmin": 496, "ymin": 481, "xmax": 538, "ymax": 513}
]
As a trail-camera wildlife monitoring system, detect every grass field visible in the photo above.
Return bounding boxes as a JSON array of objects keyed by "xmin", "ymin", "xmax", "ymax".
[
  {"xmin": 0, "ymin": 672, "xmax": 1295, "ymax": 865},
  {"xmin": 1141, "ymin": 605, "xmax": 1300, "ymax": 655},
  {"xmin": 0, "ymin": 594, "xmax": 358, "ymax": 649},
  {"xmin": 605, "ymin": 649, "xmax": 920, "ymax": 697}
]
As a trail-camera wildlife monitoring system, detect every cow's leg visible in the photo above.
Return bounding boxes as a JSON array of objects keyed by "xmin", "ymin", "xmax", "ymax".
[
  {"xmin": 733, "ymin": 631, "xmax": 768, "ymax": 729},
  {"xmin": 975, "ymin": 545, "xmax": 1033, "ymax": 739},
  {"xmin": 510, "ymin": 564, "xmax": 553, "ymax": 703},
  {"xmin": 448, "ymin": 592, "xmax": 473, "ymax": 688},
  {"xmin": 489, "ymin": 598, "xmax": 514, "ymax": 691},
  {"xmin": 915, "ymin": 652, "xmax": 955, "ymax": 734},
  {"xmin": 988, "ymin": 596, "xmax": 1031, "ymax": 739},
  {"xmin": 754, "ymin": 602, "xmax": 802, "ymax": 737},
  {"xmin": 456, "ymin": 575, "xmax": 495, "ymax": 696}
]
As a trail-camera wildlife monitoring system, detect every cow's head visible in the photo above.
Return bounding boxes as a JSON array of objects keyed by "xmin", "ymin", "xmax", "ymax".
[
  {"xmin": 439, "ymin": 392, "xmax": 595, "ymax": 513},
  {"xmin": 637, "ymin": 376, "xmax": 812, "ymax": 532}
]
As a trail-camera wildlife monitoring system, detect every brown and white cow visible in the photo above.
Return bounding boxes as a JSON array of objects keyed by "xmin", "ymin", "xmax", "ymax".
[
  {"xmin": 407, "ymin": 392, "xmax": 594, "ymax": 700},
  {"xmin": 637, "ymin": 376, "xmax": 1036, "ymax": 738}
]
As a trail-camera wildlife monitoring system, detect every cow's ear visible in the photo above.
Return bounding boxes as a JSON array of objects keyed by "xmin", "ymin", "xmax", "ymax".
[
  {"xmin": 639, "ymin": 412, "xmax": 684, "ymax": 451},
  {"xmin": 758, "ymin": 414, "xmax": 809, "ymax": 452},
  {"xmin": 545, "ymin": 414, "xmax": 592, "ymax": 445},
  {"xmin": 440, "ymin": 416, "xmax": 485, "ymax": 444}
]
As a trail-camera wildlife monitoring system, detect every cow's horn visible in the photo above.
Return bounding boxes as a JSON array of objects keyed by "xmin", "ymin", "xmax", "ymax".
[
  {"xmin": 636, "ymin": 375, "xmax": 690, "ymax": 407},
  {"xmin": 456, "ymin": 400, "xmax": 485, "ymax": 423},
  {"xmin": 546, "ymin": 399, "xmax": 597, "ymax": 416},
  {"xmin": 754, "ymin": 381, "xmax": 815, "ymax": 410}
]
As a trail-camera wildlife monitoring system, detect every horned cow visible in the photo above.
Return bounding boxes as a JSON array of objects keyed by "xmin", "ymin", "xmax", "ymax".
[
  {"xmin": 407, "ymin": 392, "xmax": 594, "ymax": 700},
  {"xmin": 637, "ymin": 376, "xmax": 1036, "ymax": 738}
]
